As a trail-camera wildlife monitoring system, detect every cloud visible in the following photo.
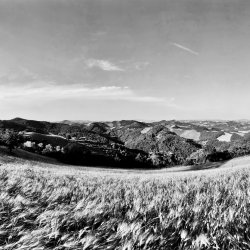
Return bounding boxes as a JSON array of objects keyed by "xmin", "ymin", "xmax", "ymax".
[
  {"xmin": 171, "ymin": 42, "xmax": 199, "ymax": 56},
  {"xmin": 0, "ymin": 66, "xmax": 38, "ymax": 83},
  {"xmin": 116, "ymin": 59, "xmax": 151, "ymax": 71},
  {"xmin": 0, "ymin": 83, "xmax": 174, "ymax": 106},
  {"xmin": 134, "ymin": 61, "xmax": 150, "ymax": 70},
  {"xmin": 86, "ymin": 59, "xmax": 124, "ymax": 71}
]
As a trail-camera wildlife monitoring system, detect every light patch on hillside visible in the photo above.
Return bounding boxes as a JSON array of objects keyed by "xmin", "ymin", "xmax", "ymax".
[
  {"xmin": 24, "ymin": 132, "xmax": 66, "ymax": 139},
  {"xmin": 141, "ymin": 127, "xmax": 152, "ymax": 134},
  {"xmin": 238, "ymin": 130, "xmax": 250, "ymax": 134},
  {"xmin": 221, "ymin": 155, "xmax": 250, "ymax": 169},
  {"xmin": 180, "ymin": 130, "xmax": 201, "ymax": 141},
  {"xmin": 234, "ymin": 130, "xmax": 250, "ymax": 136},
  {"xmin": 217, "ymin": 133, "xmax": 232, "ymax": 142},
  {"xmin": 48, "ymin": 134, "xmax": 67, "ymax": 139},
  {"xmin": 234, "ymin": 132, "xmax": 245, "ymax": 136}
]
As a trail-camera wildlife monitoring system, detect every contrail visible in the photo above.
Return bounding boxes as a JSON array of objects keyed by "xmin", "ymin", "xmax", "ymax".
[{"xmin": 171, "ymin": 42, "xmax": 199, "ymax": 56}]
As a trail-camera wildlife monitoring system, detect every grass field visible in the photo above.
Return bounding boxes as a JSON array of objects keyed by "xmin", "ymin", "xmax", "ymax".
[{"xmin": 0, "ymin": 148, "xmax": 250, "ymax": 249}]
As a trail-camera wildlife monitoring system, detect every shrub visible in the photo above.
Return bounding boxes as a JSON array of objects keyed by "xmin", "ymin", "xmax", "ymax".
[
  {"xmin": 42, "ymin": 144, "xmax": 53, "ymax": 154},
  {"xmin": 37, "ymin": 143, "xmax": 44, "ymax": 148},
  {"xmin": 23, "ymin": 141, "xmax": 36, "ymax": 148},
  {"xmin": 186, "ymin": 149, "xmax": 207, "ymax": 165}
]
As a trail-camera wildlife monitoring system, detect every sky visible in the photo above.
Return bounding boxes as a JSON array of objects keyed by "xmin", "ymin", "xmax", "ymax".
[{"xmin": 0, "ymin": 0, "xmax": 250, "ymax": 121}]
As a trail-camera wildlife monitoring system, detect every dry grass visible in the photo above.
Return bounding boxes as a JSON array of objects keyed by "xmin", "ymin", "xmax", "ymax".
[{"xmin": 0, "ymin": 152, "xmax": 250, "ymax": 249}]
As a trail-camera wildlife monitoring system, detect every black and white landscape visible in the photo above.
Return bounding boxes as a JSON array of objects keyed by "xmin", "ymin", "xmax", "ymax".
[
  {"xmin": 1, "ymin": 117, "xmax": 250, "ymax": 167},
  {"xmin": 1, "ymin": 0, "xmax": 250, "ymax": 249}
]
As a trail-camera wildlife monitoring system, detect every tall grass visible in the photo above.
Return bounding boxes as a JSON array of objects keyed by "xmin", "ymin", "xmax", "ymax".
[{"xmin": 0, "ymin": 163, "xmax": 250, "ymax": 249}]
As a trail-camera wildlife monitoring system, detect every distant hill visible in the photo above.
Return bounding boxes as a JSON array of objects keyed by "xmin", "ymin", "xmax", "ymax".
[
  {"xmin": 0, "ymin": 117, "xmax": 69, "ymax": 134},
  {"xmin": 59, "ymin": 120, "xmax": 93, "ymax": 125},
  {"xmin": 1, "ymin": 117, "xmax": 250, "ymax": 167},
  {"xmin": 2, "ymin": 118, "xmax": 250, "ymax": 143}
]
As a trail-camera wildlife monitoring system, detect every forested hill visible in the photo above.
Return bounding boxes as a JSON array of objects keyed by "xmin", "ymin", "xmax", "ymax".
[{"xmin": 1, "ymin": 117, "xmax": 250, "ymax": 168}]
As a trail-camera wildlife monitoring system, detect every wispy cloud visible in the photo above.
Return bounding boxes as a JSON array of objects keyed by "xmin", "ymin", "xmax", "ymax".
[
  {"xmin": 171, "ymin": 42, "xmax": 199, "ymax": 56},
  {"xmin": 0, "ymin": 83, "xmax": 174, "ymax": 105},
  {"xmin": 86, "ymin": 59, "xmax": 124, "ymax": 71}
]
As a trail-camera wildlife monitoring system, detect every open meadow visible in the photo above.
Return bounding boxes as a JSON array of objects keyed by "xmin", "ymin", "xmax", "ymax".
[{"xmin": 0, "ymin": 149, "xmax": 250, "ymax": 249}]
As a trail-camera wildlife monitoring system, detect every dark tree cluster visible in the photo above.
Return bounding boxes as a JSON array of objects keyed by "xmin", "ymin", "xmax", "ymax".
[{"xmin": 0, "ymin": 129, "xmax": 24, "ymax": 152}]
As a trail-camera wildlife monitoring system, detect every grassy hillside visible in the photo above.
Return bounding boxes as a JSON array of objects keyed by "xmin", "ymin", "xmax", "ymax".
[{"xmin": 0, "ymin": 150, "xmax": 250, "ymax": 249}]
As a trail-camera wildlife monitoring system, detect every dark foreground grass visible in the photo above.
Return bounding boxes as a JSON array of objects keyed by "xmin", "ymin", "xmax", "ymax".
[{"xmin": 0, "ymin": 162, "xmax": 250, "ymax": 249}]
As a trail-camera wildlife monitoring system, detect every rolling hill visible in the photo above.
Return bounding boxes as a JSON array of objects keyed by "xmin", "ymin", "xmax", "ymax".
[{"xmin": 1, "ymin": 117, "xmax": 250, "ymax": 168}]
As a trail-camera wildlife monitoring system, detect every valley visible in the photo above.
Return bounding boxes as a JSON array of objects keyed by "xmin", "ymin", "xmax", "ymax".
[{"xmin": 1, "ymin": 118, "xmax": 250, "ymax": 168}]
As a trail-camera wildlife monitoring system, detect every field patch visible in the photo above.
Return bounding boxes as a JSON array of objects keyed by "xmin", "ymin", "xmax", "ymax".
[
  {"xmin": 0, "ymin": 151, "xmax": 250, "ymax": 249},
  {"xmin": 217, "ymin": 132, "xmax": 232, "ymax": 142},
  {"xmin": 179, "ymin": 129, "xmax": 201, "ymax": 141}
]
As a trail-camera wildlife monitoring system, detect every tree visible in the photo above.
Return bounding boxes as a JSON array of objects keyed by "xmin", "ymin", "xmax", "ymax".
[
  {"xmin": 66, "ymin": 133, "xmax": 71, "ymax": 141},
  {"xmin": 0, "ymin": 130, "xmax": 20, "ymax": 152}
]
